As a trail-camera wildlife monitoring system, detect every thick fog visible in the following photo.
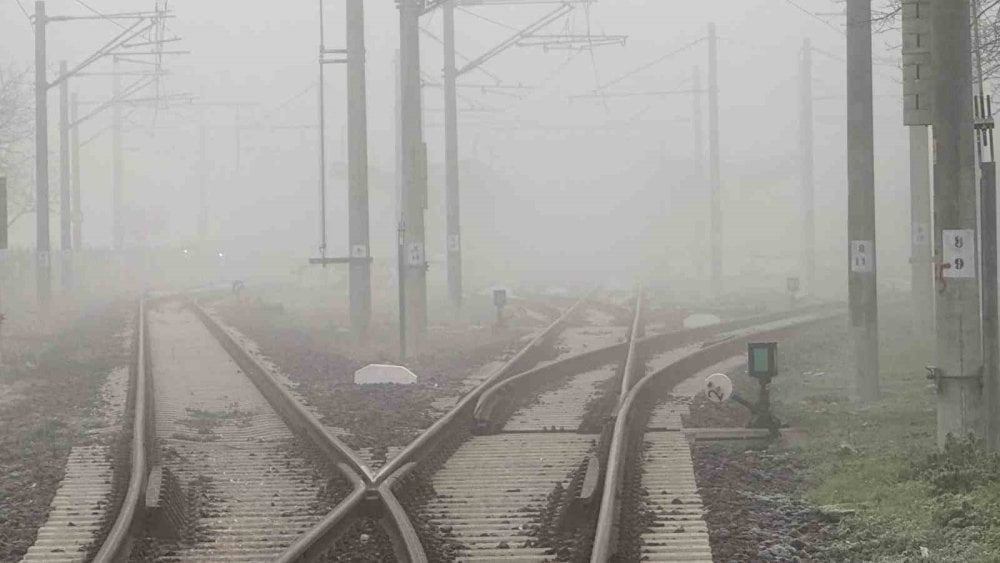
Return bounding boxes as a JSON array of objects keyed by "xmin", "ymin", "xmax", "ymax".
[{"xmin": 0, "ymin": 0, "xmax": 911, "ymax": 298}]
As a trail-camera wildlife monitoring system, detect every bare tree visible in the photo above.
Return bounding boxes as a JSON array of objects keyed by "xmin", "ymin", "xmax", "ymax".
[
  {"xmin": 0, "ymin": 63, "xmax": 36, "ymax": 231},
  {"xmin": 865, "ymin": 0, "xmax": 1000, "ymax": 86}
]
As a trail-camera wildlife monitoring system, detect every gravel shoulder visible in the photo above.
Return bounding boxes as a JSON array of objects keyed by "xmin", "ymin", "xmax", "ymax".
[
  {"xmin": 0, "ymin": 302, "xmax": 131, "ymax": 561},
  {"xmin": 205, "ymin": 290, "xmax": 549, "ymax": 462}
]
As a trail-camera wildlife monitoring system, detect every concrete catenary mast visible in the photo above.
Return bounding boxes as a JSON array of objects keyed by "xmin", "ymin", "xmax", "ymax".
[
  {"xmin": 799, "ymin": 40, "xmax": 815, "ymax": 294},
  {"xmin": 707, "ymin": 23, "xmax": 722, "ymax": 298},
  {"xmin": 931, "ymin": 0, "xmax": 985, "ymax": 444},
  {"xmin": 846, "ymin": 0, "xmax": 880, "ymax": 401}
]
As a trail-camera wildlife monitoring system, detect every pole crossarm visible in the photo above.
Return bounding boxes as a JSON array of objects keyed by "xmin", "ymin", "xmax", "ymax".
[
  {"xmin": 120, "ymin": 36, "xmax": 182, "ymax": 49},
  {"xmin": 45, "ymin": 11, "xmax": 167, "ymax": 23},
  {"xmin": 517, "ymin": 34, "xmax": 626, "ymax": 49},
  {"xmin": 106, "ymin": 50, "xmax": 190, "ymax": 57},
  {"xmin": 570, "ymin": 88, "xmax": 703, "ymax": 100},
  {"xmin": 424, "ymin": 0, "xmax": 593, "ymax": 13},
  {"xmin": 48, "ymin": 19, "xmax": 153, "ymax": 90},
  {"xmin": 456, "ymin": 3, "xmax": 573, "ymax": 76},
  {"xmin": 70, "ymin": 75, "xmax": 155, "ymax": 129},
  {"xmin": 420, "ymin": 26, "xmax": 505, "ymax": 84},
  {"xmin": 596, "ymin": 36, "xmax": 706, "ymax": 92}
]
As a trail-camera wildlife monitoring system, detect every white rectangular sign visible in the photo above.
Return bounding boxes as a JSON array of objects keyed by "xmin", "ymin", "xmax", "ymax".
[
  {"xmin": 942, "ymin": 229, "xmax": 976, "ymax": 278},
  {"xmin": 447, "ymin": 234, "xmax": 461, "ymax": 253},
  {"xmin": 407, "ymin": 242, "xmax": 425, "ymax": 266},
  {"xmin": 850, "ymin": 240, "xmax": 874, "ymax": 273}
]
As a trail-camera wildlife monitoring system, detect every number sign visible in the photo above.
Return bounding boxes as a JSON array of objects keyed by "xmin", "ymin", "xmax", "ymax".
[
  {"xmin": 942, "ymin": 229, "xmax": 976, "ymax": 279},
  {"xmin": 850, "ymin": 240, "xmax": 874, "ymax": 273},
  {"xmin": 704, "ymin": 373, "xmax": 733, "ymax": 404},
  {"xmin": 407, "ymin": 242, "xmax": 425, "ymax": 266},
  {"xmin": 493, "ymin": 288, "xmax": 507, "ymax": 309}
]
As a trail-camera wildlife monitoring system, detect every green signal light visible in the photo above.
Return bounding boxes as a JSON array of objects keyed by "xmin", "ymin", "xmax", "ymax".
[{"xmin": 748, "ymin": 342, "xmax": 778, "ymax": 380}]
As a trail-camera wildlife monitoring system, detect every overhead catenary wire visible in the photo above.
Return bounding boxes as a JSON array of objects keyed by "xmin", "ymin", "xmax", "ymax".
[
  {"xmin": 598, "ymin": 36, "xmax": 706, "ymax": 91},
  {"xmin": 457, "ymin": 6, "xmax": 520, "ymax": 32},
  {"xmin": 73, "ymin": 0, "xmax": 128, "ymax": 30},
  {"xmin": 12, "ymin": 0, "xmax": 31, "ymax": 27},
  {"xmin": 782, "ymin": 0, "xmax": 845, "ymax": 36}
]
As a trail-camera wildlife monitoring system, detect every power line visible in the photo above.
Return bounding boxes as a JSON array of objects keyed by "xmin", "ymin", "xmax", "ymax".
[
  {"xmin": 599, "ymin": 36, "xmax": 705, "ymax": 91},
  {"xmin": 457, "ymin": 6, "xmax": 519, "ymax": 32},
  {"xmin": 782, "ymin": 0, "xmax": 845, "ymax": 36},
  {"xmin": 73, "ymin": 0, "xmax": 128, "ymax": 30},
  {"xmin": 12, "ymin": 0, "xmax": 31, "ymax": 28}
]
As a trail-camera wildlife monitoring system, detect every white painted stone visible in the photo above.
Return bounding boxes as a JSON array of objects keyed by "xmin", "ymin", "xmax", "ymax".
[
  {"xmin": 354, "ymin": 364, "xmax": 418, "ymax": 385},
  {"xmin": 682, "ymin": 313, "xmax": 722, "ymax": 328}
]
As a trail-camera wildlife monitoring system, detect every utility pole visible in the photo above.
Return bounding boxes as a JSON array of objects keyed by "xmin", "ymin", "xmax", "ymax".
[
  {"xmin": 931, "ymin": 0, "xmax": 983, "ymax": 443},
  {"xmin": 32, "ymin": 4, "xmax": 179, "ymax": 276},
  {"xmin": 692, "ymin": 67, "xmax": 704, "ymax": 182},
  {"xmin": 426, "ymin": 0, "xmax": 603, "ymax": 314},
  {"xmin": 346, "ymin": 0, "xmax": 372, "ymax": 337},
  {"xmin": 34, "ymin": 1, "xmax": 51, "ymax": 306},
  {"xmin": 800, "ymin": 40, "xmax": 815, "ymax": 294},
  {"xmin": 197, "ymin": 108, "xmax": 207, "ymax": 242},
  {"xmin": 59, "ymin": 61, "xmax": 72, "ymax": 292},
  {"xmin": 707, "ymin": 23, "xmax": 722, "ymax": 298},
  {"xmin": 903, "ymin": 0, "xmax": 934, "ymax": 339},
  {"xmin": 310, "ymin": 0, "xmax": 372, "ymax": 339},
  {"xmin": 692, "ymin": 66, "xmax": 706, "ymax": 280},
  {"xmin": 973, "ymin": 0, "xmax": 1000, "ymax": 451},
  {"xmin": 846, "ymin": 0, "xmax": 880, "ymax": 401},
  {"xmin": 71, "ymin": 93, "xmax": 81, "ymax": 250},
  {"xmin": 399, "ymin": 0, "xmax": 429, "ymax": 350},
  {"xmin": 443, "ymin": 0, "xmax": 462, "ymax": 312},
  {"xmin": 112, "ymin": 57, "xmax": 123, "ymax": 251},
  {"xmin": 910, "ymin": 127, "xmax": 933, "ymax": 335}
]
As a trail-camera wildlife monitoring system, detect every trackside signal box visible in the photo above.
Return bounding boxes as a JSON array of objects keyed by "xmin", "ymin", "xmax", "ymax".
[
  {"xmin": 748, "ymin": 342, "xmax": 777, "ymax": 381},
  {"xmin": 493, "ymin": 289, "xmax": 507, "ymax": 309}
]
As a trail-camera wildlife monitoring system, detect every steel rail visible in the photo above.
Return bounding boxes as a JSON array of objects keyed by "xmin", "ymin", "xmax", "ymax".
[
  {"xmin": 277, "ymin": 293, "xmax": 592, "ymax": 561},
  {"xmin": 617, "ymin": 289, "xmax": 645, "ymax": 407},
  {"xmin": 93, "ymin": 297, "xmax": 149, "ymax": 563},
  {"xmin": 372, "ymin": 294, "xmax": 590, "ymax": 484},
  {"xmin": 377, "ymin": 463, "xmax": 425, "ymax": 563},
  {"xmin": 589, "ymin": 309, "xmax": 844, "ymax": 562},
  {"xmin": 187, "ymin": 298, "xmax": 372, "ymax": 482},
  {"xmin": 94, "ymin": 295, "xmax": 374, "ymax": 560},
  {"xmin": 275, "ymin": 464, "xmax": 368, "ymax": 563},
  {"xmin": 474, "ymin": 303, "xmax": 839, "ymax": 427}
]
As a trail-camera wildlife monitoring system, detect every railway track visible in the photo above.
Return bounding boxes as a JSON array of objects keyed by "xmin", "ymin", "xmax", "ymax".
[
  {"xmin": 85, "ymin": 296, "xmax": 368, "ymax": 562},
  {"xmin": 400, "ymin": 296, "xmax": 637, "ymax": 561},
  {"xmin": 64, "ymin": 290, "xmax": 837, "ymax": 562}
]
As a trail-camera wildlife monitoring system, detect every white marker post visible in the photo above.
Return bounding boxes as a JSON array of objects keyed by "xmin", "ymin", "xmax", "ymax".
[{"xmin": 704, "ymin": 373, "xmax": 734, "ymax": 404}]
